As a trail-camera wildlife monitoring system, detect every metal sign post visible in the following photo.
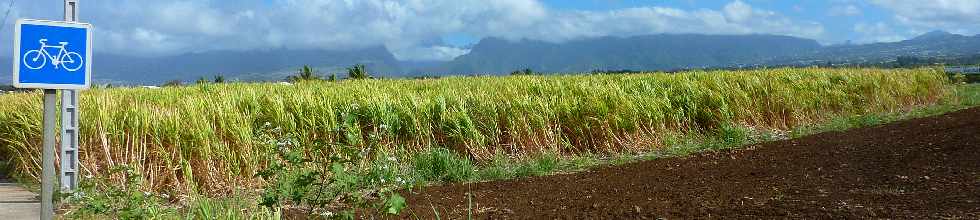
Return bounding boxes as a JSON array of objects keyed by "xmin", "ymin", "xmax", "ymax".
[
  {"xmin": 40, "ymin": 90, "xmax": 56, "ymax": 220},
  {"xmin": 60, "ymin": 0, "xmax": 80, "ymax": 193},
  {"xmin": 12, "ymin": 1, "xmax": 91, "ymax": 219}
]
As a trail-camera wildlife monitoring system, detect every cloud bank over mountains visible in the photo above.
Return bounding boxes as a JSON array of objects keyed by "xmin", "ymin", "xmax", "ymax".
[{"xmin": 0, "ymin": 0, "xmax": 977, "ymax": 61}]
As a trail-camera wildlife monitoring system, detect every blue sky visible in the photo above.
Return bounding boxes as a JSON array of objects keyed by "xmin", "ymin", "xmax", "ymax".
[{"xmin": 1, "ymin": 0, "xmax": 979, "ymax": 61}]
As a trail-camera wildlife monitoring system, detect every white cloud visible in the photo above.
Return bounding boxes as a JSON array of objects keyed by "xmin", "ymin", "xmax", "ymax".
[
  {"xmin": 871, "ymin": 0, "xmax": 980, "ymax": 35},
  {"xmin": 853, "ymin": 22, "xmax": 908, "ymax": 43},
  {"xmin": 396, "ymin": 46, "xmax": 472, "ymax": 61},
  {"xmin": 828, "ymin": 5, "xmax": 861, "ymax": 16},
  {"xmin": 471, "ymin": 0, "xmax": 824, "ymax": 44},
  {"xmin": 723, "ymin": 0, "xmax": 754, "ymax": 22},
  {"xmin": 0, "ymin": 0, "xmax": 825, "ymax": 61}
]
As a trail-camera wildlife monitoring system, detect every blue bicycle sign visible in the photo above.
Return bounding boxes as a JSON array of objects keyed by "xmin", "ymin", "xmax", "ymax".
[
  {"xmin": 23, "ymin": 39, "xmax": 84, "ymax": 71},
  {"xmin": 13, "ymin": 19, "xmax": 92, "ymax": 89}
]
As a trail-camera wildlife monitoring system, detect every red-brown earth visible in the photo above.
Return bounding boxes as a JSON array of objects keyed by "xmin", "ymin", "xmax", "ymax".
[{"xmin": 396, "ymin": 107, "xmax": 980, "ymax": 219}]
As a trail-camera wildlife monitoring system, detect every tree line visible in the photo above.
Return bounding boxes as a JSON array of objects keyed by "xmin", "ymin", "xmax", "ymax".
[{"xmin": 160, "ymin": 64, "xmax": 375, "ymax": 87}]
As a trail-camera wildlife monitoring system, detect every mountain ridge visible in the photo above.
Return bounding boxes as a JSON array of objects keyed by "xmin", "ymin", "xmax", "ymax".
[
  {"xmin": 3, "ymin": 31, "xmax": 980, "ymax": 85},
  {"xmin": 440, "ymin": 34, "xmax": 822, "ymax": 74}
]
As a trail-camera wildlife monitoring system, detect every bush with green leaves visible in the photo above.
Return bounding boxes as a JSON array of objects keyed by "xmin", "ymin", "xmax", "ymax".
[
  {"xmin": 66, "ymin": 165, "xmax": 174, "ymax": 219},
  {"xmin": 252, "ymin": 121, "xmax": 408, "ymax": 216}
]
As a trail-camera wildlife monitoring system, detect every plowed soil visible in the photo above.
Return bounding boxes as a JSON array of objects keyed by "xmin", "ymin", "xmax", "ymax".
[{"xmin": 397, "ymin": 107, "xmax": 980, "ymax": 219}]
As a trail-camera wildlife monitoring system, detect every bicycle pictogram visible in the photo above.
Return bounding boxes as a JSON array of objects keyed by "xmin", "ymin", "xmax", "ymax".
[{"xmin": 22, "ymin": 38, "xmax": 84, "ymax": 72}]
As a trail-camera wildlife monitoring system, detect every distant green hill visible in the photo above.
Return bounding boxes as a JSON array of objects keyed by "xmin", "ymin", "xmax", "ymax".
[
  {"xmin": 776, "ymin": 31, "xmax": 980, "ymax": 65},
  {"xmin": 1, "ymin": 47, "xmax": 404, "ymax": 85},
  {"xmin": 92, "ymin": 46, "xmax": 404, "ymax": 85}
]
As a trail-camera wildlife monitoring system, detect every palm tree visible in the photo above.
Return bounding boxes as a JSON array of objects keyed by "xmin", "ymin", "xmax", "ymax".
[
  {"xmin": 162, "ymin": 80, "xmax": 182, "ymax": 87},
  {"xmin": 347, "ymin": 64, "xmax": 371, "ymax": 80},
  {"xmin": 511, "ymin": 68, "xmax": 535, "ymax": 75},
  {"xmin": 287, "ymin": 65, "xmax": 322, "ymax": 82}
]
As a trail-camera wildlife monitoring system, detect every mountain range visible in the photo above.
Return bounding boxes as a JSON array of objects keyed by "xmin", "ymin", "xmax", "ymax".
[
  {"xmin": 435, "ymin": 34, "xmax": 821, "ymax": 74},
  {"xmin": 0, "ymin": 46, "xmax": 402, "ymax": 85},
  {"xmin": 2, "ymin": 31, "xmax": 979, "ymax": 85},
  {"xmin": 772, "ymin": 31, "xmax": 980, "ymax": 65}
]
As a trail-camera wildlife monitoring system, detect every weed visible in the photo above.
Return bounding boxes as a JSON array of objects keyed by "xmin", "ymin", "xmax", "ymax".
[
  {"xmin": 430, "ymin": 203, "xmax": 442, "ymax": 220},
  {"xmin": 514, "ymin": 152, "xmax": 560, "ymax": 177},
  {"xmin": 385, "ymin": 193, "xmax": 406, "ymax": 215},
  {"xmin": 412, "ymin": 148, "xmax": 475, "ymax": 183}
]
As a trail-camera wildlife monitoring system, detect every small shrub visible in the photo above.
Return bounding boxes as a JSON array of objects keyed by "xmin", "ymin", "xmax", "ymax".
[
  {"xmin": 255, "ymin": 127, "xmax": 331, "ymax": 209},
  {"xmin": 254, "ymin": 124, "xmax": 331, "ymax": 209},
  {"xmin": 717, "ymin": 124, "xmax": 750, "ymax": 148}
]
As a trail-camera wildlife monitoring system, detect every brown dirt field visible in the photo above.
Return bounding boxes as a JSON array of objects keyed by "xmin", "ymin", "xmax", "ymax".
[{"xmin": 395, "ymin": 107, "xmax": 980, "ymax": 219}]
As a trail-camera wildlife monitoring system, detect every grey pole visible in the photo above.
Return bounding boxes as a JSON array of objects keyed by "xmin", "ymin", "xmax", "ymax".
[
  {"xmin": 60, "ymin": 90, "xmax": 78, "ymax": 192},
  {"xmin": 60, "ymin": 0, "xmax": 80, "ymax": 193},
  {"xmin": 41, "ymin": 89, "xmax": 57, "ymax": 220}
]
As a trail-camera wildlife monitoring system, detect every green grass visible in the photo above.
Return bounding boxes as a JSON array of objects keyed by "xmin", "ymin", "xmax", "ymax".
[
  {"xmin": 954, "ymin": 83, "xmax": 980, "ymax": 106},
  {"xmin": 789, "ymin": 83, "xmax": 980, "ymax": 137},
  {"xmin": 0, "ymin": 67, "xmax": 967, "ymax": 219},
  {"xmin": 412, "ymin": 148, "xmax": 475, "ymax": 182}
]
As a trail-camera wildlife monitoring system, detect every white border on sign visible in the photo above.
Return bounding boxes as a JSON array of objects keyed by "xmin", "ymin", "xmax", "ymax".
[{"xmin": 12, "ymin": 19, "xmax": 93, "ymax": 90}]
